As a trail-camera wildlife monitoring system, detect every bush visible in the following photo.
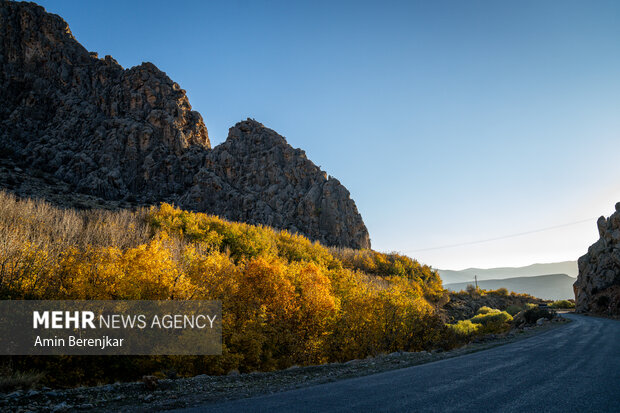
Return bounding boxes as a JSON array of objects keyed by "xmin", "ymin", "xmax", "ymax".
[
  {"xmin": 470, "ymin": 310, "xmax": 512, "ymax": 325},
  {"xmin": 523, "ymin": 306, "xmax": 553, "ymax": 324},
  {"xmin": 447, "ymin": 320, "xmax": 481, "ymax": 337},
  {"xmin": 448, "ymin": 308, "xmax": 512, "ymax": 338},
  {"xmin": 465, "ymin": 284, "xmax": 481, "ymax": 297},
  {"xmin": 506, "ymin": 305, "xmax": 522, "ymax": 316},
  {"xmin": 476, "ymin": 306, "xmax": 495, "ymax": 315},
  {"xmin": 470, "ymin": 310, "xmax": 513, "ymax": 334},
  {"xmin": 549, "ymin": 300, "xmax": 575, "ymax": 309}
]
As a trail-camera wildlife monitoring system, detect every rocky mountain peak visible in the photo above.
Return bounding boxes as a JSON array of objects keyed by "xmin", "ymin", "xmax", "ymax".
[
  {"xmin": 1, "ymin": 1, "xmax": 86, "ymax": 64},
  {"xmin": 0, "ymin": 1, "xmax": 370, "ymax": 250},
  {"xmin": 227, "ymin": 119, "xmax": 289, "ymax": 148},
  {"xmin": 182, "ymin": 118, "xmax": 371, "ymax": 249}
]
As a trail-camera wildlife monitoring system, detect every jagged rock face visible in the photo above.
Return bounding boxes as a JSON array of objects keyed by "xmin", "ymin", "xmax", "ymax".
[
  {"xmin": 0, "ymin": 1, "xmax": 209, "ymax": 200},
  {"xmin": 0, "ymin": 1, "xmax": 370, "ymax": 249},
  {"xmin": 574, "ymin": 204, "xmax": 620, "ymax": 315},
  {"xmin": 182, "ymin": 120, "xmax": 371, "ymax": 248}
]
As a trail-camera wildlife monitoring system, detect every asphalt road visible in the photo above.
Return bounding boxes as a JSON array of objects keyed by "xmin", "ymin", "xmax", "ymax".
[{"xmin": 180, "ymin": 314, "xmax": 620, "ymax": 412}]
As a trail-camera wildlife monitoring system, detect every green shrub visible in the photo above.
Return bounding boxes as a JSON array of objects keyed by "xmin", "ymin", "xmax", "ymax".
[
  {"xmin": 447, "ymin": 306, "xmax": 512, "ymax": 339},
  {"xmin": 549, "ymin": 300, "xmax": 575, "ymax": 309},
  {"xmin": 523, "ymin": 306, "xmax": 553, "ymax": 324},
  {"xmin": 476, "ymin": 306, "xmax": 497, "ymax": 315},
  {"xmin": 525, "ymin": 303, "xmax": 538, "ymax": 310},
  {"xmin": 470, "ymin": 311, "xmax": 512, "ymax": 325},
  {"xmin": 506, "ymin": 305, "xmax": 522, "ymax": 316},
  {"xmin": 447, "ymin": 319, "xmax": 481, "ymax": 337},
  {"xmin": 449, "ymin": 309, "xmax": 513, "ymax": 338},
  {"xmin": 470, "ymin": 310, "xmax": 513, "ymax": 334}
]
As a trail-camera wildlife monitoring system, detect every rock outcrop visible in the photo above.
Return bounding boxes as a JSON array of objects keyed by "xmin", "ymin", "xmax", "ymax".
[
  {"xmin": 0, "ymin": 1, "xmax": 370, "ymax": 249},
  {"xmin": 0, "ymin": 0, "xmax": 209, "ymax": 201},
  {"xmin": 574, "ymin": 204, "xmax": 620, "ymax": 315},
  {"xmin": 185, "ymin": 120, "xmax": 370, "ymax": 248}
]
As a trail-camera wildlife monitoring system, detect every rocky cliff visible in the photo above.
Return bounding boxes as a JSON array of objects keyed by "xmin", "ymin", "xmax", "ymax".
[
  {"xmin": 186, "ymin": 120, "xmax": 370, "ymax": 248},
  {"xmin": 574, "ymin": 204, "xmax": 620, "ymax": 315},
  {"xmin": 0, "ymin": 1, "xmax": 370, "ymax": 249}
]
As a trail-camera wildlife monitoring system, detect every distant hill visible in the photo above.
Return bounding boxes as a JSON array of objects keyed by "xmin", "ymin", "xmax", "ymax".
[
  {"xmin": 438, "ymin": 261, "xmax": 578, "ymax": 285},
  {"xmin": 444, "ymin": 274, "xmax": 576, "ymax": 301}
]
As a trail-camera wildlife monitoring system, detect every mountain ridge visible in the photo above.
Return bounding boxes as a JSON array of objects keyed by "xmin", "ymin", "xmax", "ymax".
[
  {"xmin": 0, "ymin": 1, "xmax": 370, "ymax": 249},
  {"xmin": 438, "ymin": 261, "xmax": 578, "ymax": 284},
  {"xmin": 444, "ymin": 273, "xmax": 576, "ymax": 301}
]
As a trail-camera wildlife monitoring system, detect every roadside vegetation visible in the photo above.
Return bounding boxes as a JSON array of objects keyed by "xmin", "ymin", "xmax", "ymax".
[
  {"xmin": 549, "ymin": 299, "xmax": 575, "ymax": 309},
  {"xmin": 0, "ymin": 191, "xmax": 549, "ymax": 388},
  {"xmin": 444, "ymin": 285, "xmax": 544, "ymax": 322},
  {"xmin": 520, "ymin": 305, "xmax": 554, "ymax": 324},
  {"xmin": 0, "ymin": 365, "xmax": 43, "ymax": 393},
  {"xmin": 0, "ymin": 191, "xmax": 449, "ymax": 387},
  {"xmin": 447, "ymin": 306, "xmax": 513, "ymax": 338}
]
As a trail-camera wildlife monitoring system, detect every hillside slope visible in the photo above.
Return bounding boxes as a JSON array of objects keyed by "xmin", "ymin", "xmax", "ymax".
[
  {"xmin": 0, "ymin": 190, "xmax": 444, "ymax": 385},
  {"xmin": 438, "ymin": 261, "xmax": 578, "ymax": 284},
  {"xmin": 0, "ymin": 1, "xmax": 369, "ymax": 249},
  {"xmin": 444, "ymin": 274, "xmax": 576, "ymax": 301}
]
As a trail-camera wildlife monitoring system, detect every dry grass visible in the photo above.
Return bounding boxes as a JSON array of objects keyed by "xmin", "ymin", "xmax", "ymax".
[
  {"xmin": 0, "ymin": 366, "xmax": 44, "ymax": 392},
  {"xmin": 0, "ymin": 191, "xmax": 151, "ymax": 249},
  {"xmin": 0, "ymin": 191, "xmax": 153, "ymax": 298}
]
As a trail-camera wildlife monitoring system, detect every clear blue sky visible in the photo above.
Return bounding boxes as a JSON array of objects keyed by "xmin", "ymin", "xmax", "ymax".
[{"xmin": 36, "ymin": 0, "xmax": 620, "ymax": 270}]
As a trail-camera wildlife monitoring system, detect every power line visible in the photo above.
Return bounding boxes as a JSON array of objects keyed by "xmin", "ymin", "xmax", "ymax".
[{"xmin": 404, "ymin": 216, "xmax": 599, "ymax": 253}]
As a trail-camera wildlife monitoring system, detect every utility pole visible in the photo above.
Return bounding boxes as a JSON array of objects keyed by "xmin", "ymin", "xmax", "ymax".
[{"xmin": 475, "ymin": 275, "xmax": 478, "ymax": 290}]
